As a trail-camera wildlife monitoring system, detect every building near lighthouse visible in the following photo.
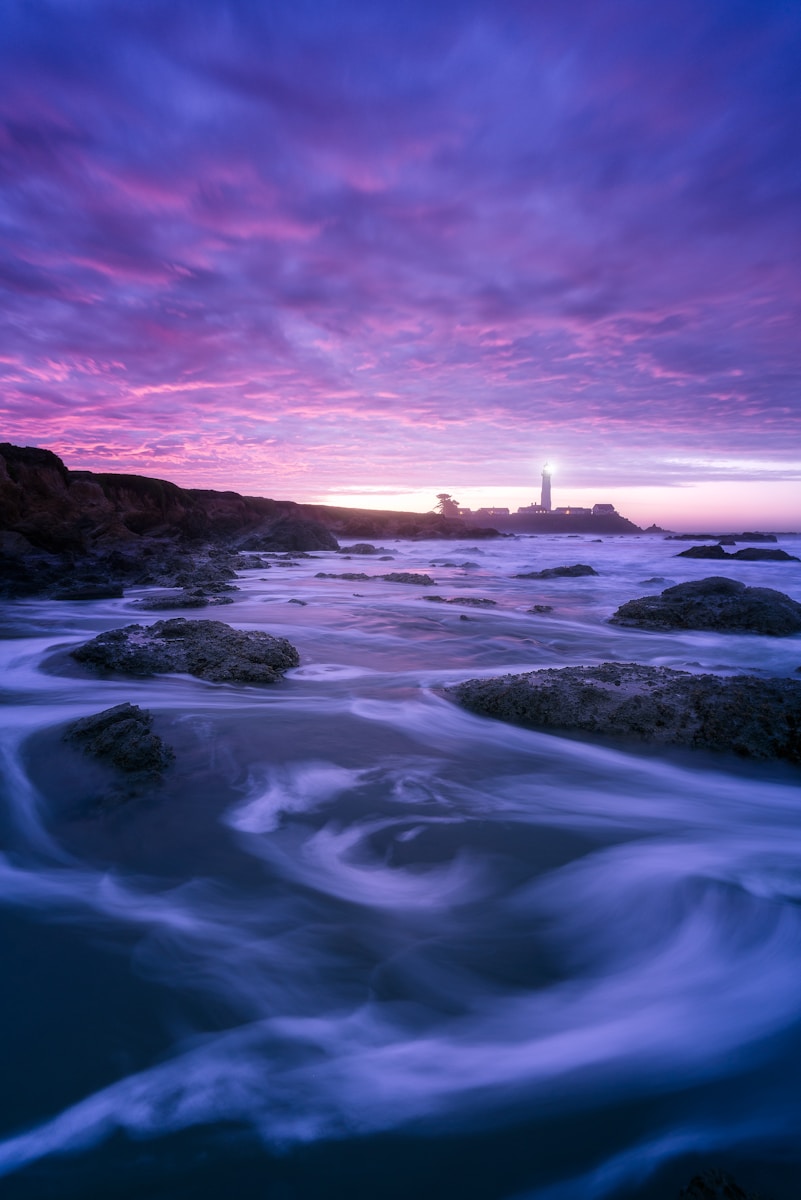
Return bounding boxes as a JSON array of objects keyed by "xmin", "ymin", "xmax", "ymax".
[{"xmin": 447, "ymin": 461, "xmax": 637, "ymax": 532}]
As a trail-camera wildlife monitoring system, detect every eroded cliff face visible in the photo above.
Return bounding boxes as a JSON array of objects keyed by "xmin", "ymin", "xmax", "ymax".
[
  {"xmin": 0, "ymin": 443, "xmax": 494, "ymax": 560},
  {"xmin": 0, "ymin": 443, "xmax": 315, "ymax": 553}
]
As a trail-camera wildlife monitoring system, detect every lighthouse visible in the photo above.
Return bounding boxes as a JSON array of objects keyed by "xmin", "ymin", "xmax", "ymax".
[{"xmin": 541, "ymin": 463, "xmax": 552, "ymax": 511}]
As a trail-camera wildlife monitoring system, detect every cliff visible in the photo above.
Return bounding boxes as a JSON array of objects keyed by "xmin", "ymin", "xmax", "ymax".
[{"xmin": 0, "ymin": 443, "xmax": 492, "ymax": 559}]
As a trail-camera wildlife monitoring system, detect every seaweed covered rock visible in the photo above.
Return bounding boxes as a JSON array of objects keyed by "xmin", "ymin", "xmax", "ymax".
[
  {"xmin": 447, "ymin": 663, "xmax": 801, "ymax": 764},
  {"xmin": 63, "ymin": 703, "xmax": 174, "ymax": 775},
  {"xmin": 610, "ymin": 577, "xmax": 801, "ymax": 636},
  {"xmin": 71, "ymin": 618, "xmax": 299, "ymax": 682}
]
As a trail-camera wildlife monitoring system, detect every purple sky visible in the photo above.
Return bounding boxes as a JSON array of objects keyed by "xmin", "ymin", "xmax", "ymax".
[{"xmin": 1, "ymin": 0, "xmax": 800, "ymax": 528}]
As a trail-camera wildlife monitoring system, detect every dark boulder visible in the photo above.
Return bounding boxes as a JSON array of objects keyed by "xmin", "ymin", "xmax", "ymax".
[
  {"xmin": 676, "ymin": 544, "xmax": 798, "ymax": 562},
  {"xmin": 731, "ymin": 547, "xmax": 799, "ymax": 561},
  {"xmin": 63, "ymin": 703, "xmax": 174, "ymax": 775},
  {"xmin": 132, "ymin": 589, "xmax": 234, "ymax": 611},
  {"xmin": 610, "ymin": 577, "xmax": 801, "ymax": 636},
  {"xmin": 71, "ymin": 618, "xmax": 299, "ymax": 683},
  {"xmin": 447, "ymin": 663, "xmax": 801, "ymax": 764},
  {"xmin": 514, "ymin": 564, "xmax": 598, "ymax": 579},
  {"xmin": 52, "ymin": 583, "xmax": 125, "ymax": 601},
  {"xmin": 380, "ymin": 572, "xmax": 436, "ymax": 585},
  {"xmin": 676, "ymin": 544, "xmax": 729, "ymax": 559}
]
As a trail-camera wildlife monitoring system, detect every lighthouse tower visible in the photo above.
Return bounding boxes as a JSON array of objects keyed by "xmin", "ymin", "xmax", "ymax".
[{"xmin": 540, "ymin": 463, "xmax": 552, "ymax": 511}]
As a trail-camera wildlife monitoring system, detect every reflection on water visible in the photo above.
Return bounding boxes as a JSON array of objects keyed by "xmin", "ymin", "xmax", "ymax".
[{"xmin": 0, "ymin": 535, "xmax": 800, "ymax": 1198}]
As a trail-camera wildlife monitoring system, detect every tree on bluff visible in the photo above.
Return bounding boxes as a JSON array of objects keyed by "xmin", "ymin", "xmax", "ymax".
[{"xmin": 434, "ymin": 493, "xmax": 461, "ymax": 518}]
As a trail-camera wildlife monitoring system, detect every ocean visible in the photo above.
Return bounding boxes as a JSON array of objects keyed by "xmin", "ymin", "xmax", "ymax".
[{"xmin": 1, "ymin": 533, "xmax": 800, "ymax": 1199}]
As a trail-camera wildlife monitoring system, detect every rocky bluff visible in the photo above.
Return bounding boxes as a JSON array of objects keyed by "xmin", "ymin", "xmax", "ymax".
[{"xmin": 0, "ymin": 443, "xmax": 494, "ymax": 596}]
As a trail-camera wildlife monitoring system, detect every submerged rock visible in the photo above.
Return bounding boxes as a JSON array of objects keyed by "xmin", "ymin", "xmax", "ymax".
[
  {"xmin": 315, "ymin": 571, "xmax": 372, "ymax": 581},
  {"xmin": 63, "ymin": 702, "xmax": 174, "ymax": 775},
  {"xmin": 447, "ymin": 663, "xmax": 801, "ymax": 764},
  {"xmin": 422, "ymin": 595, "xmax": 497, "ymax": 607},
  {"xmin": 610, "ymin": 576, "xmax": 801, "ymax": 636},
  {"xmin": 71, "ymin": 617, "xmax": 300, "ymax": 683},
  {"xmin": 514, "ymin": 564, "xmax": 598, "ymax": 579}
]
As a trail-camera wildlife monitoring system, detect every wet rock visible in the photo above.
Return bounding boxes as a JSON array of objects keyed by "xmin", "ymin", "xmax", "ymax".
[
  {"xmin": 241, "ymin": 516, "xmax": 339, "ymax": 552},
  {"xmin": 133, "ymin": 589, "xmax": 234, "ymax": 611},
  {"xmin": 71, "ymin": 618, "xmax": 300, "ymax": 683},
  {"xmin": 676, "ymin": 544, "xmax": 798, "ymax": 562},
  {"xmin": 731, "ymin": 547, "xmax": 799, "ymax": 561},
  {"xmin": 422, "ymin": 595, "xmax": 497, "ymax": 607},
  {"xmin": 63, "ymin": 702, "xmax": 174, "ymax": 775},
  {"xmin": 52, "ymin": 583, "xmax": 124, "ymax": 600},
  {"xmin": 527, "ymin": 604, "xmax": 553, "ymax": 613},
  {"xmin": 678, "ymin": 1167, "xmax": 762, "ymax": 1198},
  {"xmin": 610, "ymin": 576, "xmax": 801, "ymax": 636},
  {"xmin": 340, "ymin": 543, "xmax": 383, "ymax": 554},
  {"xmin": 447, "ymin": 663, "xmax": 801, "ymax": 764},
  {"xmin": 288, "ymin": 598, "xmax": 307, "ymax": 605},
  {"xmin": 514, "ymin": 563, "xmax": 598, "ymax": 579},
  {"xmin": 315, "ymin": 571, "xmax": 372, "ymax": 581},
  {"xmin": 380, "ymin": 572, "xmax": 436, "ymax": 585},
  {"xmin": 676, "ymin": 544, "xmax": 729, "ymax": 559}
]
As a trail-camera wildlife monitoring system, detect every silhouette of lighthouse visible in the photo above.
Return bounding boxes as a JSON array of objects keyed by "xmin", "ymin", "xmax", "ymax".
[{"xmin": 541, "ymin": 463, "xmax": 552, "ymax": 511}]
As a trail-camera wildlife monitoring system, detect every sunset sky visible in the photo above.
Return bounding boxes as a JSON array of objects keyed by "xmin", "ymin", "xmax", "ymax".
[{"xmin": 1, "ymin": 0, "xmax": 799, "ymax": 529}]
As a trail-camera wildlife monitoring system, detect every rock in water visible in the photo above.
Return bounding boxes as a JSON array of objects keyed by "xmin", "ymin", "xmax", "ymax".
[
  {"xmin": 63, "ymin": 702, "xmax": 174, "ymax": 774},
  {"xmin": 514, "ymin": 563, "xmax": 598, "ymax": 579},
  {"xmin": 447, "ymin": 663, "xmax": 801, "ymax": 764},
  {"xmin": 610, "ymin": 576, "xmax": 801, "ymax": 636},
  {"xmin": 71, "ymin": 618, "xmax": 300, "ymax": 682}
]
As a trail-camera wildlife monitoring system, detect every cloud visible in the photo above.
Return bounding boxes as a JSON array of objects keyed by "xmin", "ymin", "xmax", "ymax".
[{"xmin": 0, "ymin": 0, "xmax": 799, "ymax": 513}]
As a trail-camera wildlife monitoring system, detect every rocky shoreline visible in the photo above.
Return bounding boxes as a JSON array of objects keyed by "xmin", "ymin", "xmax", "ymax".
[{"xmin": 0, "ymin": 442, "xmax": 500, "ymax": 598}]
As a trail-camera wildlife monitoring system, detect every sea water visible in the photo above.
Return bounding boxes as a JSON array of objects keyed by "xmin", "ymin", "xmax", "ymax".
[{"xmin": 0, "ymin": 534, "xmax": 800, "ymax": 1199}]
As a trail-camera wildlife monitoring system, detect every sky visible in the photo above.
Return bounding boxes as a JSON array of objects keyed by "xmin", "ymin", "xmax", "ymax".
[{"xmin": 1, "ymin": 0, "xmax": 800, "ymax": 530}]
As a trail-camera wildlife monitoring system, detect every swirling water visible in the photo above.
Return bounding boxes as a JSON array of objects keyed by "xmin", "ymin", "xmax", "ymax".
[{"xmin": 1, "ymin": 534, "xmax": 800, "ymax": 1199}]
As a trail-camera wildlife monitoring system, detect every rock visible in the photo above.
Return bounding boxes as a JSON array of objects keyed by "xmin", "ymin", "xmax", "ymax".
[
  {"xmin": 133, "ymin": 589, "xmax": 234, "ymax": 610},
  {"xmin": 514, "ymin": 564, "xmax": 598, "ymax": 579},
  {"xmin": 731, "ymin": 547, "xmax": 799, "ymax": 561},
  {"xmin": 676, "ymin": 544, "xmax": 729, "ymax": 559},
  {"xmin": 446, "ymin": 663, "xmax": 801, "ymax": 764},
  {"xmin": 63, "ymin": 702, "xmax": 174, "ymax": 775},
  {"xmin": 288, "ymin": 598, "xmax": 307, "ymax": 605},
  {"xmin": 610, "ymin": 576, "xmax": 801, "ymax": 636},
  {"xmin": 315, "ymin": 572, "xmax": 372, "ymax": 581},
  {"xmin": 340, "ymin": 543, "xmax": 381, "ymax": 554},
  {"xmin": 380, "ymin": 572, "xmax": 436, "ymax": 585},
  {"xmin": 677, "ymin": 544, "xmax": 798, "ymax": 562},
  {"xmin": 242, "ymin": 517, "xmax": 339, "ymax": 552},
  {"xmin": 421, "ymin": 595, "xmax": 497, "ymax": 607},
  {"xmin": 71, "ymin": 618, "xmax": 300, "ymax": 683},
  {"xmin": 678, "ymin": 1167, "xmax": 762, "ymax": 1198},
  {"xmin": 52, "ymin": 584, "xmax": 125, "ymax": 600},
  {"xmin": 527, "ymin": 604, "xmax": 553, "ymax": 613}
]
